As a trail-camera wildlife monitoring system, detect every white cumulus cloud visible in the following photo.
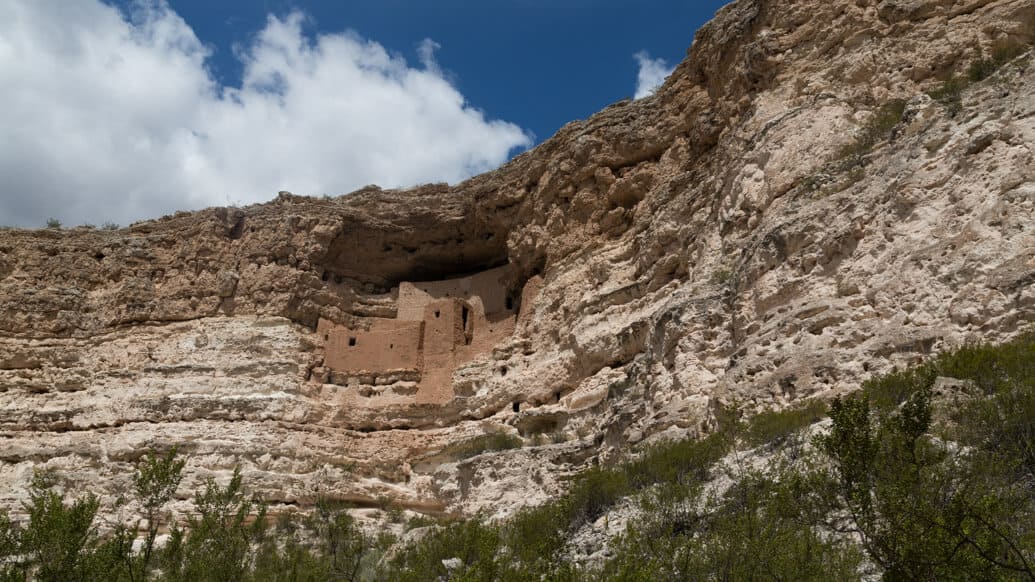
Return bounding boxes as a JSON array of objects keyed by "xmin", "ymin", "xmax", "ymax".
[
  {"xmin": 0, "ymin": 0, "xmax": 532, "ymax": 227},
  {"xmin": 633, "ymin": 51, "xmax": 674, "ymax": 100}
]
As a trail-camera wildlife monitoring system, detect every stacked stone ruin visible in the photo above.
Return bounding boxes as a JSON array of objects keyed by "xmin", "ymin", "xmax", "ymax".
[{"xmin": 316, "ymin": 265, "xmax": 541, "ymax": 403}]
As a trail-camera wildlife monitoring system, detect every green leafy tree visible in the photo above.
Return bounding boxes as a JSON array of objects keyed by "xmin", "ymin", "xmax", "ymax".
[
  {"xmin": 18, "ymin": 470, "xmax": 129, "ymax": 581},
  {"xmin": 0, "ymin": 511, "xmax": 25, "ymax": 582},
  {"xmin": 308, "ymin": 500, "xmax": 368, "ymax": 581},
  {"xmin": 127, "ymin": 447, "xmax": 185, "ymax": 581},
  {"xmin": 819, "ymin": 388, "xmax": 1035, "ymax": 579},
  {"xmin": 159, "ymin": 467, "xmax": 265, "ymax": 582}
]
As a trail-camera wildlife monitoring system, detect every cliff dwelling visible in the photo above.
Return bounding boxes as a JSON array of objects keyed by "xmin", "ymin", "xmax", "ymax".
[{"xmin": 315, "ymin": 265, "xmax": 540, "ymax": 404}]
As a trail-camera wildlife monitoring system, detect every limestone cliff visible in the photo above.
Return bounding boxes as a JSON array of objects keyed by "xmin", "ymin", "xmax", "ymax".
[{"xmin": 1, "ymin": 0, "xmax": 1034, "ymax": 521}]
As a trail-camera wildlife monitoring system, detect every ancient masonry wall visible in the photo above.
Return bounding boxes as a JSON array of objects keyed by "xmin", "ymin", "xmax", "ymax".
[
  {"xmin": 320, "ymin": 318, "xmax": 423, "ymax": 375},
  {"xmin": 317, "ymin": 265, "xmax": 529, "ymax": 403}
]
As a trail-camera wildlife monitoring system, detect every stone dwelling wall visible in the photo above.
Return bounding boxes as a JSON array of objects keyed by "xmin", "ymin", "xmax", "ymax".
[
  {"xmin": 317, "ymin": 264, "xmax": 537, "ymax": 403},
  {"xmin": 417, "ymin": 299, "xmax": 466, "ymax": 403},
  {"xmin": 398, "ymin": 265, "xmax": 516, "ymax": 321},
  {"xmin": 322, "ymin": 318, "xmax": 423, "ymax": 374}
]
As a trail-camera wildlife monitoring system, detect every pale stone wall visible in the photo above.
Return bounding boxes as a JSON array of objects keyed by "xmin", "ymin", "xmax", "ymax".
[{"xmin": 517, "ymin": 275, "xmax": 544, "ymax": 327}]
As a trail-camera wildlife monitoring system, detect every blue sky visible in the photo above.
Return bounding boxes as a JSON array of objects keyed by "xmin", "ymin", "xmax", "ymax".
[
  {"xmin": 127, "ymin": 0, "xmax": 730, "ymax": 141},
  {"xmin": 0, "ymin": 0, "xmax": 729, "ymax": 227}
]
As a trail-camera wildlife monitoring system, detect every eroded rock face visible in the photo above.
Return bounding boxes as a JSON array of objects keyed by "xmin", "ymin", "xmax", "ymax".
[{"xmin": 1, "ymin": 0, "xmax": 1034, "ymax": 520}]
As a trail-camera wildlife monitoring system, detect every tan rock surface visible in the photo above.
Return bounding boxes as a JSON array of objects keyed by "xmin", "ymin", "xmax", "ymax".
[{"xmin": 1, "ymin": 0, "xmax": 1034, "ymax": 519}]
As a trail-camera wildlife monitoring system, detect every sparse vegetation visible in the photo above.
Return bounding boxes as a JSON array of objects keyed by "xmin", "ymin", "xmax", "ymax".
[
  {"xmin": 820, "ymin": 165, "xmax": 866, "ymax": 197},
  {"xmin": 802, "ymin": 98, "xmax": 909, "ymax": 199},
  {"xmin": 598, "ymin": 335, "xmax": 1035, "ymax": 580},
  {"xmin": 969, "ymin": 39, "xmax": 1028, "ymax": 82},
  {"xmin": 404, "ymin": 512, "xmax": 441, "ymax": 531},
  {"xmin": 837, "ymin": 98, "xmax": 907, "ymax": 162},
  {"xmin": 798, "ymin": 172, "xmax": 828, "ymax": 193},
  {"xmin": 438, "ymin": 432, "xmax": 523, "ymax": 461},
  {"xmin": 928, "ymin": 76, "xmax": 965, "ymax": 115},
  {"xmin": 101, "ymin": 222, "xmax": 120, "ymax": 231},
  {"xmin": 711, "ymin": 268, "xmax": 732, "ymax": 285},
  {"xmin": 929, "ymin": 41, "xmax": 1030, "ymax": 116},
  {"xmin": 742, "ymin": 398, "xmax": 828, "ymax": 447},
  {"xmin": 45, "ymin": 218, "xmax": 61, "ymax": 229},
  {"xmin": 386, "ymin": 430, "xmax": 732, "ymax": 580},
  {"xmin": 601, "ymin": 470, "xmax": 864, "ymax": 581},
  {"xmin": 815, "ymin": 39, "xmax": 1033, "ymax": 198},
  {"xmin": 1, "ymin": 336, "xmax": 1032, "ymax": 580}
]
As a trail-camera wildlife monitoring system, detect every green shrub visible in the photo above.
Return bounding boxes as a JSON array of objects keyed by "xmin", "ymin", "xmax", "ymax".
[
  {"xmin": 45, "ymin": 218, "xmax": 61, "ymax": 229},
  {"xmin": 624, "ymin": 431, "xmax": 730, "ymax": 489},
  {"xmin": 563, "ymin": 466, "xmax": 630, "ymax": 526},
  {"xmin": 929, "ymin": 40, "xmax": 1029, "ymax": 115},
  {"xmin": 711, "ymin": 268, "xmax": 732, "ymax": 284},
  {"xmin": 862, "ymin": 362, "xmax": 937, "ymax": 412},
  {"xmin": 404, "ymin": 512, "xmax": 441, "ymax": 531},
  {"xmin": 838, "ymin": 98, "xmax": 907, "ymax": 161},
  {"xmin": 385, "ymin": 431, "xmax": 733, "ymax": 578},
  {"xmin": 817, "ymin": 384, "xmax": 1035, "ymax": 580},
  {"xmin": 969, "ymin": 40, "xmax": 1028, "ymax": 82},
  {"xmin": 307, "ymin": 500, "xmax": 373, "ymax": 581},
  {"xmin": 599, "ymin": 471, "xmax": 864, "ymax": 581},
  {"xmin": 159, "ymin": 467, "xmax": 267, "ymax": 582},
  {"xmin": 862, "ymin": 335, "xmax": 1035, "ymax": 411},
  {"xmin": 743, "ymin": 399, "xmax": 828, "ymax": 447},
  {"xmin": 439, "ymin": 432, "xmax": 523, "ymax": 461},
  {"xmin": 934, "ymin": 335, "xmax": 1035, "ymax": 394},
  {"xmin": 952, "ymin": 377, "xmax": 1035, "ymax": 479},
  {"xmin": 991, "ymin": 39, "xmax": 1028, "ymax": 64},
  {"xmin": 928, "ymin": 76, "xmax": 965, "ymax": 115},
  {"xmin": 867, "ymin": 99, "xmax": 907, "ymax": 136},
  {"xmin": 502, "ymin": 503, "xmax": 574, "ymax": 578},
  {"xmin": 9, "ymin": 470, "xmax": 129, "ymax": 581},
  {"xmin": 127, "ymin": 447, "xmax": 185, "ymax": 581},
  {"xmin": 250, "ymin": 498, "xmax": 384, "ymax": 582},
  {"xmin": 384, "ymin": 519, "xmax": 502, "ymax": 582},
  {"xmin": 968, "ymin": 57, "xmax": 999, "ymax": 82}
]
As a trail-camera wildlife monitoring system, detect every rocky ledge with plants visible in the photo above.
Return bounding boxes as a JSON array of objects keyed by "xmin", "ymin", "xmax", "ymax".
[{"xmin": 2, "ymin": 335, "xmax": 1032, "ymax": 580}]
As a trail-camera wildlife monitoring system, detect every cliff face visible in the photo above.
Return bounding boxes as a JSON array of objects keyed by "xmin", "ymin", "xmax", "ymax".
[{"xmin": 1, "ymin": 0, "xmax": 1034, "ymax": 519}]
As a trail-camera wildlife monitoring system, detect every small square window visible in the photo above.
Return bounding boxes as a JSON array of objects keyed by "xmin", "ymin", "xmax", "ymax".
[{"xmin": 348, "ymin": 337, "xmax": 357, "ymax": 347}]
